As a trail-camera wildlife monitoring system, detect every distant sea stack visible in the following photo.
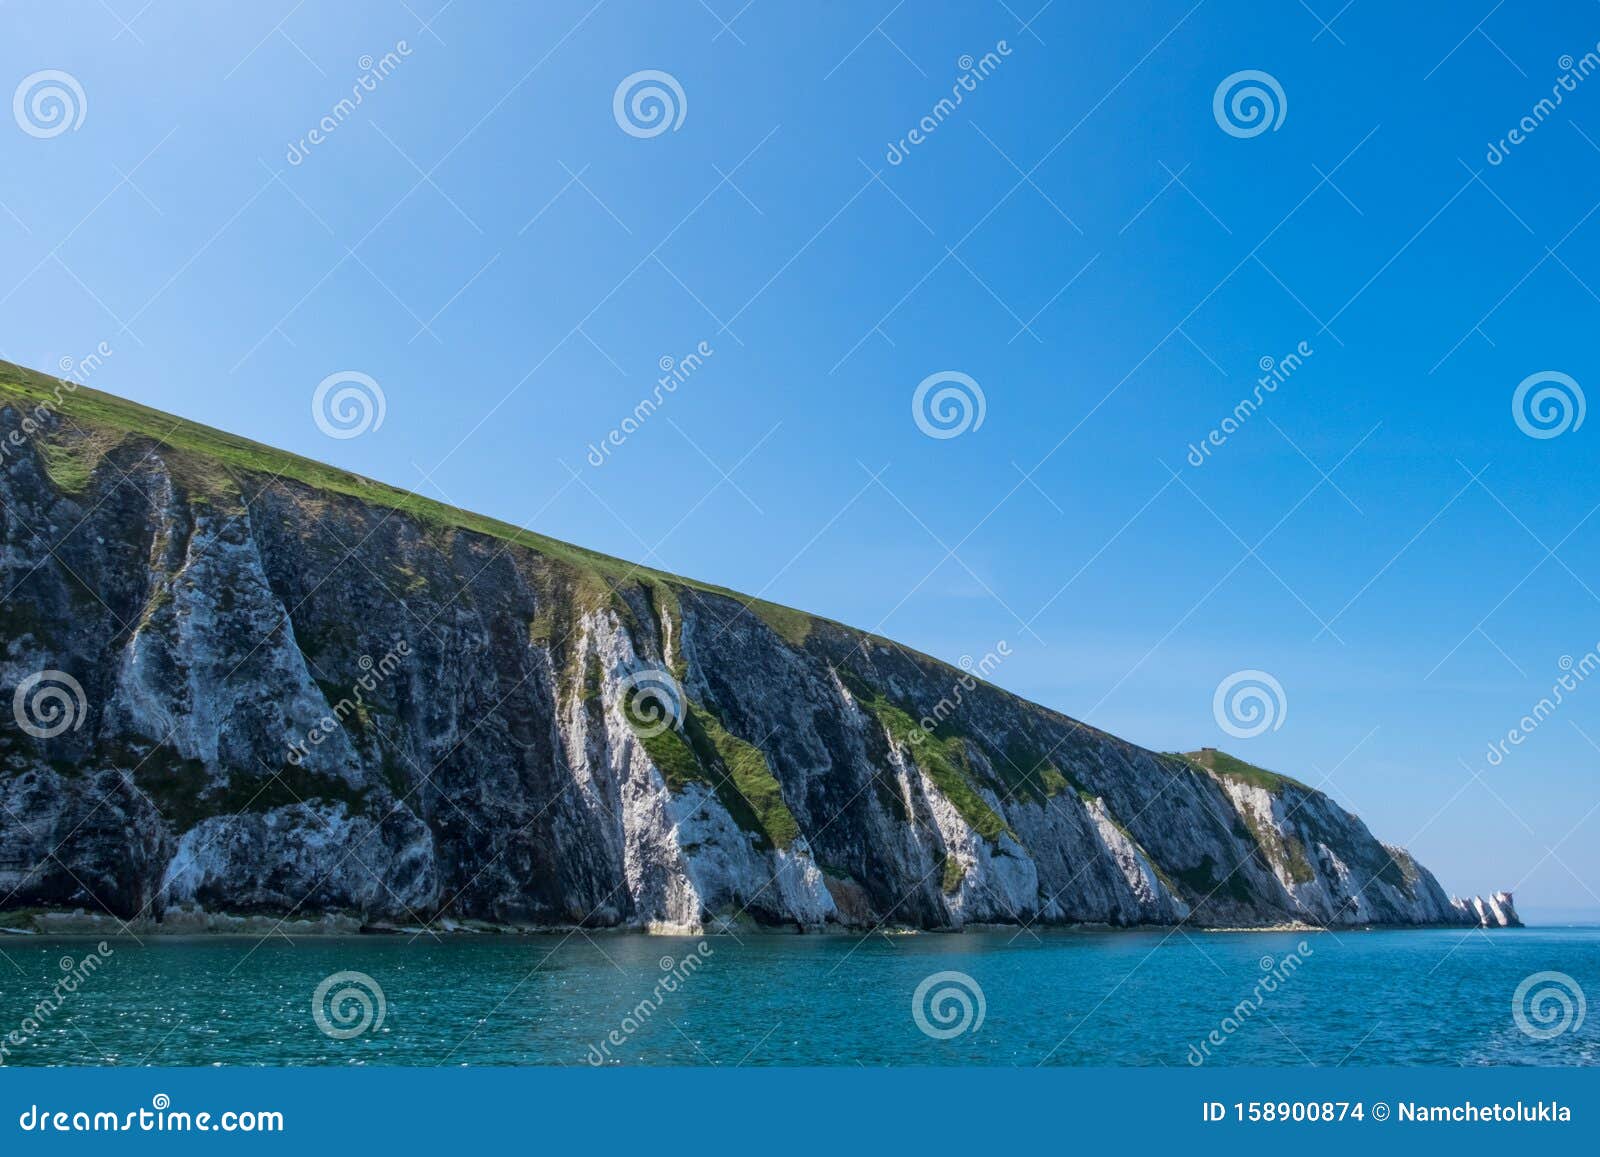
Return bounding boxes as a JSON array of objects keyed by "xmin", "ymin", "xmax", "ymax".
[
  {"xmin": 1452, "ymin": 891, "xmax": 1521, "ymax": 927},
  {"xmin": 0, "ymin": 362, "xmax": 1521, "ymax": 934}
]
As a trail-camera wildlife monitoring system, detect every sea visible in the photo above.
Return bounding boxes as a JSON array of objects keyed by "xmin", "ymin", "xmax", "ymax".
[{"xmin": 0, "ymin": 925, "xmax": 1594, "ymax": 1066}]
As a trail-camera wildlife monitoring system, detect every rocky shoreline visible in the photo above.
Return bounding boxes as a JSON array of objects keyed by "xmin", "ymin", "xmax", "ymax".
[{"xmin": 0, "ymin": 895, "xmax": 1522, "ymax": 939}]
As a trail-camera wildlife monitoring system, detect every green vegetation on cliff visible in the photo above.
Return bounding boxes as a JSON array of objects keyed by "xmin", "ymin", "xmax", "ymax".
[
  {"xmin": 851, "ymin": 690, "xmax": 1010, "ymax": 843},
  {"xmin": 1173, "ymin": 749, "xmax": 1316, "ymax": 885},
  {"xmin": 1174, "ymin": 747, "xmax": 1309, "ymax": 793},
  {"xmin": 0, "ymin": 360, "xmax": 814, "ymax": 647},
  {"xmin": 624, "ymin": 690, "xmax": 800, "ymax": 852},
  {"xmin": 998, "ymin": 738, "xmax": 1076, "ymax": 804}
]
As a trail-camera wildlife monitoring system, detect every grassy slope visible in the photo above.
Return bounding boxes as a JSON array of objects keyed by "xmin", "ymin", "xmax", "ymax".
[
  {"xmin": 1176, "ymin": 748, "xmax": 1316, "ymax": 885},
  {"xmin": 0, "ymin": 358, "xmax": 1208, "ymax": 820},
  {"xmin": 0, "ymin": 359, "xmax": 813, "ymax": 642},
  {"xmin": 2, "ymin": 358, "xmax": 1076, "ymax": 699},
  {"xmin": 1175, "ymin": 747, "xmax": 1309, "ymax": 793},
  {"xmin": 3, "ymin": 362, "xmax": 1433, "ymax": 907},
  {"xmin": 2, "ymin": 359, "xmax": 1078, "ymax": 841}
]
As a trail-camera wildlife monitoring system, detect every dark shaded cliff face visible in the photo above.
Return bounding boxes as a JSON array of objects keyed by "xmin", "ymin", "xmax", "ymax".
[{"xmin": 0, "ymin": 363, "xmax": 1505, "ymax": 933}]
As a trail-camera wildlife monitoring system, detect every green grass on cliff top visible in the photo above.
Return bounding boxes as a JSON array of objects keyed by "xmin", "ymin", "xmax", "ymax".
[
  {"xmin": 0, "ymin": 359, "xmax": 814, "ymax": 642},
  {"xmin": 1176, "ymin": 748, "xmax": 1309, "ymax": 793}
]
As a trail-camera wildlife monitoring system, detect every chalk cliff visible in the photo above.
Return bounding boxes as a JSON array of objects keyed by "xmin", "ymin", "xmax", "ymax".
[{"xmin": 0, "ymin": 362, "xmax": 1519, "ymax": 933}]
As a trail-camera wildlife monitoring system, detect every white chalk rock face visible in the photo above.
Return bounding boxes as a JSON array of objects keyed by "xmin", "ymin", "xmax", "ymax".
[
  {"xmin": 1452, "ymin": 891, "xmax": 1520, "ymax": 927},
  {"xmin": 161, "ymin": 802, "xmax": 437, "ymax": 915},
  {"xmin": 0, "ymin": 388, "xmax": 1517, "ymax": 932}
]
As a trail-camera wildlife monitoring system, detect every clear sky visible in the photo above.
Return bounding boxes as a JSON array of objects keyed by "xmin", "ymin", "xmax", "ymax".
[{"xmin": 2, "ymin": 1, "xmax": 1597, "ymax": 920}]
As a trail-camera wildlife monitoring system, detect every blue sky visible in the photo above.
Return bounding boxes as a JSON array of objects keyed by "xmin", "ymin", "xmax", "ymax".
[{"xmin": 2, "ymin": 1, "xmax": 1597, "ymax": 919}]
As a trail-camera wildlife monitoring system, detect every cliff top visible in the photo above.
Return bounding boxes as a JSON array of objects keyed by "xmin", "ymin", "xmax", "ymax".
[
  {"xmin": 2, "ymin": 359, "xmax": 1333, "ymax": 802},
  {"xmin": 1175, "ymin": 747, "xmax": 1310, "ymax": 793},
  {"xmin": 0, "ymin": 358, "xmax": 818, "ymax": 643}
]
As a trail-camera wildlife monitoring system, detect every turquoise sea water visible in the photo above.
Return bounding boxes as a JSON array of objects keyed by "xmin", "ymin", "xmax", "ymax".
[{"xmin": 0, "ymin": 926, "xmax": 1594, "ymax": 1066}]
